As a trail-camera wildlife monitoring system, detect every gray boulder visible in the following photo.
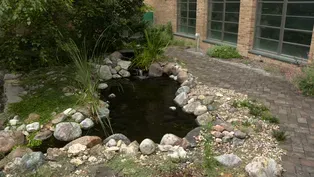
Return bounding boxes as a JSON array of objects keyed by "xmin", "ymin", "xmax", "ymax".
[
  {"xmin": 174, "ymin": 92, "xmax": 188, "ymax": 107},
  {"xmin": 98, "ymin": 83, "xmax": 108, "ymax": 90},
  {"xmin": 183, "ymin": 101, "xmax": 201, "ymax": 114},
  {"xmin": 177, "ymin": 71, "xmax": 188, "ymax": 83},
  {"xmin": 194, "ymin": 105, "xmax": 208, "ymax": 116},
  {"xmin": 118, "ymin": 60, "xmax": 131, "ymax": 70},
  {"xmin": 21, "ymin": 152, "xmax": 45, "ymax": 170},
  {"xmin": 118, "ymin": 69, "xmax": 131, "ymax": 77},
  {"xmin": 99, "ymin": 65, "xmax": 113, "ymax": 81},
  {"xmin": 215, "ymin": 154, "xmax": 242, "ymax": 167},
  {"xmin": 139, "ymin": 138, "xmax": 156, "ymax": 155},
  {"xmin": 234, "ymin": 130, "xmax": 247, "ymax": 139},
  {"xmin": 120, "ymin": 141, "xmax": 139, "ymax": 157},
  {"xmin": 103, "ymin": 133, "xmax": 131, "ymax": 145},
  {"xmin": 245, "ymin": 157, "xmax": 283, "ymax": 177},
  {"xmin": 34, "ymin": 130, "xmax": 52, "ymax": 141},
  {"xmin": 196, "ymin": 113, "xmax": 213, "ymax": 126},
  {"xmin": 0, "ymin": 131, "xmax": 25, "ymax": 154},
  {"xmin": 160, "ymin": 134, "xmax": 181, "ymax": 146},
  {"xmin": 72, "ymin": 112, "xmax": 85, "ymax": 123},
  {"xmin": 54, "ymin": 122, "xmax": 82, "ymax": 141},
  {"xmin": 80, "ymin": 118, "xmax": 94, "ymax": 130},
  {"xmin": 148, "ymin": 63, "xmax": 163, "ymax": 77},
  {"xmin": 184, "ymin": 127, "xmax": 201, "ymax": 147},
  {"xmin": 98, "ymin": 107, "xmax": 110, "ymax": 119},
  {"xmin": 175, "ymin": 86, "xmax": 190, "ymax": 96}
]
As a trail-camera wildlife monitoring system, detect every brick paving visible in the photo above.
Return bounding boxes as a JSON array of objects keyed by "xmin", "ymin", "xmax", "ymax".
[{"xmin": 166, "ymin": 47, "xmax": 314, "ymax": 177}]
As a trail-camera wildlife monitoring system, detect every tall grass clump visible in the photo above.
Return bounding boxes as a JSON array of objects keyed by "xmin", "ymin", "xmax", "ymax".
[
  {"xmin": 207, "ymin": 45, "xmax": 242, "ymax": 59},
  {"xmin": 297, "ymin": 65, "xmax": 314, "ymax": 96},
  {"xmin": 132, "ymin": 24, "xmax": 172, "ymax": 70},
  {"xmin": 62, "ymin": 38, "xmax": 113, "ymax": 136}
]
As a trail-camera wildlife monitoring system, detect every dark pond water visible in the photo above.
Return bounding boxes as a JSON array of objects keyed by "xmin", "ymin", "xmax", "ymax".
[{"xmin": 34, "ymin": 76, "xmax": 197, "ymax": 152}]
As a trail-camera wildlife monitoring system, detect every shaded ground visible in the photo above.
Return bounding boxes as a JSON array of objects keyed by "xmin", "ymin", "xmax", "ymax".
[{"xmin": 166, "ymin": 47, "xmax": 314, "ymax": 177}]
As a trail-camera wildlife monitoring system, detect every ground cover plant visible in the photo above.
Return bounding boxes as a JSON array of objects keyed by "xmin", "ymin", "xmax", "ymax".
[{"xmin": 207, "ymin": 45, "xmax": 242, "ymax": 59}]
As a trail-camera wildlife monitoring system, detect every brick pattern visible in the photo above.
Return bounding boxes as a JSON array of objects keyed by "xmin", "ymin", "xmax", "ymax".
[
  {"xmin": 166, "ymin": 47, "xmax": 314, "ymax": 177},
  {"xmin": 146, "ymin": 0, "xmax": 314, "ymax": 64}
]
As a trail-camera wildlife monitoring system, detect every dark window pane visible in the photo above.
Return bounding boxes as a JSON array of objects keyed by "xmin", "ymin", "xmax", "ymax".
[
  {"xmin": 211, "ymin": 21, "xmax": 223, "ymax": 30},
  {"xmin": 180, "ymin": 11, "xmax": 188, "ymax": 18},
  {"xmin": 224, "ymin": 33, "xmax": 238, "ymax": 43},
  {"xmin": 260, "ymin": 15, "xmax": 282, "ymax": 27},
  {"xmin": 212, "ymin": 3, "xmax": 223, "ymax": 12},
  {"xmin": 225, "ymin": 12, "xmax": 239, "ymax": 22},
  {"xmin": 210, "ymin": 31, "xmax": 222, "ymax": 40},
  {"xmin": 282, "ymin": 43, "xmax": 309, "ymax": 59},
  {"xmin": 259, "ymin": 3, "xmax": 283, "ymax": 15},
  {"xmin": 254, "ymin": 38, "xmax": 279, "ymax": 52},
  {"xmin": 226, "ymin": 3, "xmax": 240, "ymax": 12},
  {"xmin": 188, "ymin": 19, "xmax": 196, "ymax": 27},
  {"xmin": 212, "ymin": 12, "xmax": 223, "ymax": 20},
  {"xmin": 189, "ymin": 11, "xmax": 196, "ymax": 18},
  {"xmin": 285, "ymin": 17, "xmax": 314, "ymax": 31},
  {"xmin": 180, "ymin": 3, "xmax": 188, "ymax": 11},
  {"xmin": 224, "ymin": 23, "xmax": 238, "ymax": 33},
  {"xmin": 213, "ymin": 0, "xmax": 223, "ymax": 1},
  {"xmin": 189, "ymin": 3, "xmax": 197, "ymax": 11},
  {"xmin": 179, "ymin": 26, "xmax": 188, "ymax": 33},
  {"xmin": 283, "ymin": 30, "xmax": 312, "ymax": 46},
  {"xmin": 179, "ymin": 0, "xmax": 187, "ymax": 2},
  {"xmin": 179, "ymin": 18, "xmax": 188, "ymax": 26},
  {"xmin": 287, "ymin": 3, "xmax": 314, "ymax": 16},
  {"xmin": 256, "ymin": 27, "xmax": 280, "ymax": 40},
  {"xmin": 188, "ymin": 27, "xmax": 196, "ymax": 34},
  {"xmin": 189, "ymin": 0, "xmax": 196, "ymax": 2}
]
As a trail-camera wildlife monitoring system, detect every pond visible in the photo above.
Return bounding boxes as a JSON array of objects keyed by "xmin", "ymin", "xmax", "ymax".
[{"xmin": 34, "ymin": 76, "xmax": 197, "ymax": 152}]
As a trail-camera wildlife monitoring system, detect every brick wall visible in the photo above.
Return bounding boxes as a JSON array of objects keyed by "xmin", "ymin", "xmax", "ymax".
[{"xmin": 309, "ymin": 27, "xmax": 314, "ymax": 63}]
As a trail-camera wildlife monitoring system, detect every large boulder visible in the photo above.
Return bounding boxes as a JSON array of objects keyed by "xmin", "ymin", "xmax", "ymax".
[
  {"xmin": 117, "ymin": 60, "xmax": 131, "ymax": 70},
  {"xmin": 20, "ymin": 152, "xmax": 45, "ymax": 170},
  {"xmin": 174, "ymin": 92, "xmax": 188, "ymax": 107},
  {"xmin": 64, "ymin": 136, "xmax": 102, "ymax": 149},
  {"xmin": 245, "ymin": 156, "xmax": 283, "ymax": 177},
  {"xmin": 215, "ymin": 154, "xmax": 242, "ymax": 167},
  {"xmin": 103, "ymin": 133, "xmax": 131, "ymax": 145},
  {"xmin": 139, "ymin": 138, "xmax": 156, "ymax": 155},
  {"xmin": 0, "ymin": 131, "xmax": 25, "ymax": 154},
  {"xmin": 148, "ymin": 63, "xmax": 163, "ymax": 77},
  {"xmin": 53, "ymin": 122, "xmax": 82, "ymax": 141},
  {"xmin": 99, "ymin": 65, "xmax": 113, "ymax": 81},
  {"xmin": 160, "ymin": 134, "xmax": 181, "ymax": 146}
]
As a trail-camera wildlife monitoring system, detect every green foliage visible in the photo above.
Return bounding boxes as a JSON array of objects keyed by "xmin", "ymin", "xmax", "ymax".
[
  {"xmin": 170, "ymin": 39, "xmax": 196, "ymax": 47},
  {"xmin": 27, "ymin": 132, "xmax": 42, "ymax": 148},
  {"xmin": 132, "ymin": 23, "xmax": 173, "ymax": 70},
  {"xmin": 233, "ymin": 99, "xmax": 279, "ymax": 124},
  {"xmin": 203, "ymin": 135, "xmax": 220, "ymax": 176},
  {"xmin": 207, "ymin": 45, "xmax": 242, "ymax": 59},
  {"xmin": 297, "ymin": 65, "xmax": 314, "ymax": 96},
  {"xmin": 0, "ymin": 0, "xmax": 145, "ymax": 71},
  {"xmin": 272, "ymin": 130, "xmax": 287, "ymax": 141}
]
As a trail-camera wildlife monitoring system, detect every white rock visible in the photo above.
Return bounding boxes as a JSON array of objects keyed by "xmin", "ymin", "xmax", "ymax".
[
  {"xmin": 216, "ymin": 92, "xmax": 223, "ymax": 97},
  {"xmin": 120, "ymin": 141, "xmax": 139, "ymax": 156},
  {"xmin": 80, "ymin": 118, "xmax": 94, "ymax": 130},
  {"xmin": 68, "ymin": 144, "xmax": 87, "ymax": 154},
  {"xmin": 139, "ymin": 138, "xmax": 156, "ymax": 155},
  {"xmin": 194, "ymin": 105, "xmax": 207, "ymax": 116},
  {"xmin": 88, "ymin": 156, "xmax": 97, "ymax": 162},
  {"xmin": 245, "ymin": 156, "xmax": 283, "ymax": 177},
  {"xmin": 99, "ymin": 65, "xmax": 113, "ymax": 81},
  {"xmin": 158, "ymin": 145, "xmax": 173, "ymax": 152},
  {"xmin": 108, "ymin": 93, "xmax": 116, "ymax": 98},
  {"xmin": 17, "ymin": 124, "xmax": 26, "ymax": 131},
  {"xmin": 106, "ymin": 139, "xmax": 117, "ymax": 147},
  {"xmin": 98, "ymin": 83, "xmax": 108, "ymax": 90},
  {"xmin": 106, "ymin": 146, "xmax": 120, "ymax": 152},
  {"xmin": 118, "ymin": 60, "xmax": 131, "ymax": 70},
  {"xmin": 168, "ymin": 146, "xmax": 187, "ymax": 161},
  {"xmin": 175, "ymin": 86, "xmax": 190, "ymax": 96},
  {"xmin": 174, "ymin": 92, "xmax": 188, "ymax": 107},
  {"xmin": 70, "ymin": 158, "xmax": 84, "ymax": 166},
  {"xmin": 160, "ymin": 134, "xmax": 181, "ymax": 146},
  {"xmin": 4, "ymin": 127, "xmax": 10, "ymax": 131},
  {"xmin": 63, "ymin": 108, "xmax": 76, "ymax": 116},
  {"xmin": 214, "ymin": 154, "xmax": 242, "ymax": 167},
  {"xmin": 169, "ymin": 106, "xmax": 176, "ymax": 111},
  {"xmin": 72, "ymin": 112, "xmax": 85, "ymax": 123},
  {"xmin": 9, "ymin": 119, "xmax": 18, "ymax": 126},
  {"xmin": 118, "ymin": 69, "xmax": 131, "ymax": 77},
  {"xmin": 183, "ymin": 101, "xmax": 201, "ymax": 114},
  {"xmin": 26, "ymin": 122, "xmax": 40, "ymax": 132}
]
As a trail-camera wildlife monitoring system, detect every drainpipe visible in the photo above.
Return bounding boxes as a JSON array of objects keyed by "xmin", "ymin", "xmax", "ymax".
[{"xmin": 195, "ymin": 33, "xmax": 200, "ymax": 52}]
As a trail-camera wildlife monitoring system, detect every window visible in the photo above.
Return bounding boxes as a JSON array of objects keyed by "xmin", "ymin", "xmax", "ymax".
[
  {"xmin": 207, "ymin": 0, "xmax": 240, "ymax": 44},
  {"xmin": 177, "ymin": 0, "xmax": 197, "ymax": 36},
  {"xmin": 254, "ymin": 0, "xmax": 314, "ymax": 61}
]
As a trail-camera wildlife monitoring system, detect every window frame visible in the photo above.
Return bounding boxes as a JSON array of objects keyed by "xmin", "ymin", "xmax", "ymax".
[
  {"xmin": 253, "ymin": 0, "xmax": 314, "ymax": 60},
  {"xmin": 206, "ymin": 0, "xmax": 241, "ymax": 45},
  {"xmin": 177, "ymin": 0, "xmax": 197, "ymax": 36}
]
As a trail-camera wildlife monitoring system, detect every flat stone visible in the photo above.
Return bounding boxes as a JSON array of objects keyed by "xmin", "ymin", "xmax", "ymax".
[
  {"xmin": 245, "ymin": 156, "xmax": 283, "ymax": 177},
  {"xmin": 158, "ymin": 145, "xmax": 173, "ymax": 152},
  {"xmin": 68, "ymin": 144, "xmax": 87, "ymax": 154},
  {"xmin": 118, "ymin": 69, "xmax": 131, "ymax": 77},
  {"xmin": 214, "ymin": 154, "xmax": 242, "ymax": 167},
  {"xmin": 21, "ymin": 152, "xmax": 45, "ymax": 170},
  {"xmin": 234, "ymin": 130, "xmax": 246, "ymax": 139},
  {"xmin": 196, "ymin": 112, "xmax": 213, "ymax": 126},
  {"xmin": 63, "ymin": 108, "xmax": 76, "ymax": 116},
  {"xmin": 64, "ymin": 136, "xmax": 102, "ymax": 149},
  {"xmin": 26, "ymin": 122, "xmax": 40, "ymax": 132},
  {"xmin": 213, "ymin": 125, "xmax": 225, "ymax": 132},
  {"xmin": 183, "ymin": 101, "xmax": 201, "ymax": 114},
  {"xmin": 120, "ymin": 141, "xmax": 139, "ymax": 156},
  {"xmin": 194, "ymin": 105, "xmax": 208, "ymax": 116},
  {"xmin": 98, "ymin": 83, "xmax": 108, "ymax": 90},
  {"xmin": 0, "ymin": 147, "xmax": 32, "ymax": 169},
  {"xmin": 117, "ymin": 60, "xmax": 131, "ymax": 70},
  {"xmin": 174, "ymin": 92, "xmax": 188, "ymax": 107},
  {"xmin": 34, "ymin": 130, "xmax": 52, "ymax": 141},
  {"xmin": 175, "ymin": 86, "xmax": 190, "ymax": 96},
  {"xmin": 184, "ymin": 127, "xmax": 201, "ymax": 147}
]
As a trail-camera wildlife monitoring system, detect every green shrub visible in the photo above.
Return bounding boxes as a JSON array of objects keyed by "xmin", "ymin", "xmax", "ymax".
[
  {"xmin": 207, "ymin": 45, "xmax": 242, "ymax": 59},
  {"xmin": 272, "ymin": 130, "xmax": 287, "ymax": 141},
  {"xmin": 132, "ymin": 24, "xmax": 172, "ymax": 70},
  {"xmin": 298, "ymin": 65, "xmax": 314, "ymax": 96}
]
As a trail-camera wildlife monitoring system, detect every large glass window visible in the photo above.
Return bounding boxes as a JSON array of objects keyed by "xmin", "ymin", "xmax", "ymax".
[
  {"xmin": 177, "ymin": 0, "xmax": 197, "ymax": 36},
  {"xmin": 207, "ymin": 0, "xmax": 240, "ymax": 44},
  {"xmin": 254, "ymin": 0, "xmax": 314, "ymax": 61}
]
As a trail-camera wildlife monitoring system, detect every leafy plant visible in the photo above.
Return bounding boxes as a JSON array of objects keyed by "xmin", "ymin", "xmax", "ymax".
[
  {"xmin": 272, "ymin": 130, "xmax": 287, "ymax": 141},
  {"xmin": 207, "ymin": 45, "xmax": 242, "ymax": 59},
  {"xmin": 27, "ymin": 132, "xmax": 42, "ymax": 148},
  {"xmin": 297, "ymin": 65, "xmax": 314, "ymax": 96},
  {"xmin": 132, "ymin": 24, "xmax": 172, "ymax": 70}
]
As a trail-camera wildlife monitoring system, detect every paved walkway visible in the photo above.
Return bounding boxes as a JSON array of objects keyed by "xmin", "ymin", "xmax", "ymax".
[{"xmin": 166, "ymin": 47, "xmax": 314, "ymax": 177}]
